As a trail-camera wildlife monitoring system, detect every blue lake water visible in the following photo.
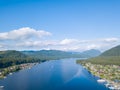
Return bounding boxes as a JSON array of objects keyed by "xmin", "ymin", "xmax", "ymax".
[{"xmin": 0, "ymin": 58, "xmax": 108, "ymax": 90}]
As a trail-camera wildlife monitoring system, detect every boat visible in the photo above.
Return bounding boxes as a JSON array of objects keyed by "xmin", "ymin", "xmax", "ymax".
[
  {"xmin": 108, "ymin": 86, "xmax": 115, "ymax": 90},
  {"xmin": 105, "ymin": 83, "xmax": 111, "ymax": 87},
  {"xmin": 0, "ymin": 86, "xmax": 4, "ymax": 88},
  {"xmin": 9, "ymin": 73, "xmax": 13, "ymax": 75},
  {"xmin": 97, "ymin": 79, "xmax": 106, "ymax": 83},
  {"xmin": 4, "ymin": 76, "xmax": 7, "ymax": 79},
  {"xmin": 29, "ymin": 67, "xmax": 31, "ymax": 69}
]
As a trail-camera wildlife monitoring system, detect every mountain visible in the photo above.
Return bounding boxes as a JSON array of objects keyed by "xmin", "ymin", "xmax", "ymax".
[
  {"xmin": 77, "ymin": 45, "xmax": 120, "ymax": 65},
  {"xmin": 100, "ymin": 45, "xmax": 120, "ymax": 56},
  {"xmin": 22, "ymin": 50, "xmax": 85, "ymax": 60},
  {"xmin": 0, "ymin": 49, "xmax": 101, "ymax": 68},
  {"xmin": 22, "ymin": 49, "xmax": 101, "ymax": 60},
  {"xmin": 0, "ymin": 50, "xmax": 38, "ymax": 68},
  {"xmin": 0, "ymin": 50, "xmax": 27, "ymax": 58},
  {"xmin": 82, "ymin": 49, "xmax": 101, "ymax": 57}
]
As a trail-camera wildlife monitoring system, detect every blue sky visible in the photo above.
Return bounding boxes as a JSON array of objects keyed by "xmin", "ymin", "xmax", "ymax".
[{"xmin": 0, "ymin": 0, "xmax": 120, "ymax": 51}]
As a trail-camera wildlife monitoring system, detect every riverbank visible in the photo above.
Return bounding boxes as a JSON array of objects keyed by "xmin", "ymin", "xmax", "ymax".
[
  {"xmin": 80, "ymin": 62, "xmax": 120, "ymax": 90},
  {"xmin": 0, "ymin": 58, "xmax": 108, "ymax": 90},
  {"xmin": 0, "ymin": 63, "xmax": 38, "ymax": 79}
]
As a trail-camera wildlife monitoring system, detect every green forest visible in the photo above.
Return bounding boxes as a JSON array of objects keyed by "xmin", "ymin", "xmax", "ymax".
[
  {"xmin": 77, "ymin": 45, "xmax": 120, "ymax": 65},
  {"xmin": 0, "ymin": 49, "xmax": 101, "ymax": 69},
  {"xmin": 77, "ymin": 56, "xmax": 120, "ymax": 65},
  {"xmin": 0, "ymin": 50, "xmax": 42, "ymax": 68}
]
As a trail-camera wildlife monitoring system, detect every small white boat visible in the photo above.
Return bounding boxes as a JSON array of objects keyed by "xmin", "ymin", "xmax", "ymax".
[
  {"xmin": 0, "ymin": 86, "xmax": 4, "ymax": 88},
  {"xmin": 29, "ymin": 67, "xmax": 31, "ymax": 69},
  {"xmin": 105, "ymin": 83, "xmax": 111, "ymax": 87},
  {"xmin": 9, "ymin": 73, "xmax": 13, "ymax": 75},
  {"xmin": 108, "ymin": 86, "xmax": 115, "ymax": 90},
  {"xmin": 4, "ymin": 76, "xmax": 7, "ymax": 79},
  {"xmin": 97, "ymin": 79, "xmax": 106, "ymax": 83}
]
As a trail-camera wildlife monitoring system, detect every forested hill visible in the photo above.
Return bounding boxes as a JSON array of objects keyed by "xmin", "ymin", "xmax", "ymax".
[
  {"xmin": 0, "ymin": 50, "xmax": 27, "ymax": 58},
  {"xmin": 0, "ymin": 49, "xmax": 101, "ymax": 68},
  {"xmin": 82, "ymin": 49, "xmax": 101, "ymax": 57},
  {"xmin": 22, "ymin": 49, "xmax": 101, "ymax": 60},
  {"xmin": 22, "ymin": 50, "xmax": 85, "ymax": 60},
  {"xmin": 77, "ymin": 45, "xmax": 120, "ymax": 65},
  {"xmin": 0, "ymin": 50, "xmax": 38, "ymax": 68},
  {"xmin": 0, "ymin": 50, "xmax": 83, "ymax": 68},
  {"xmin": 100, "ymin": 45, "xmax": 120, "ymax": 56}
]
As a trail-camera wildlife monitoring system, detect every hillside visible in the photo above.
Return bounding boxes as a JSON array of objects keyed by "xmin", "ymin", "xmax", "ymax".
[
  {"xmin": 77, "ymin": 45, "xmax": 120, "ymax": 65},
  {"xmin": 100, "ymin": 45, "xmax": 120, "ymax": 56},
  {"xmin": 0, "ymin": 49, "xmax": 101, "ymax": 68},
  {"xmin": 22, "ymin": 49, "xmax": 101, "ymax": 60},
  {"xmin": 82, "ymin": 49, "xmax": 101, "ymax": 57},
  {"xmin": 0, "ymin": 50, "xmax": 85, "ymax": 68},
  {"xmin": 0, "ymin": 50, "xmax": 27, "ymax": 58},
  {"xmin": 0, "ymin": 50, "xmax": 38, "ymax": 68},
  {"xmin": 22, "ymin": 50, "xmax": 85, "ymax": 60}
]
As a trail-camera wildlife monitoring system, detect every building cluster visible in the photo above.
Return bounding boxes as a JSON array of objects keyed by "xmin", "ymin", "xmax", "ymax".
[{"xmin": 82, "ymin": 63, "xmax": 120, "ymax": 90}]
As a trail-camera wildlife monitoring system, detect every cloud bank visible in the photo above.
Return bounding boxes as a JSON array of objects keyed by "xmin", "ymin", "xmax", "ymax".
[
  {"xmin": 0, "ymin": 27, "xmax": 51, "ymax": 40},
  {"xmin": 0, "ymin": 27, "xmax": 119, "ymax": 52}
]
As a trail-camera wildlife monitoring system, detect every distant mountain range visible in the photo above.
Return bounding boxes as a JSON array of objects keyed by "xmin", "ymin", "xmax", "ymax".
[
  {"xmin": 0, "ymin": 50, "xmax": 34, "ymax": 68},
  {"xmin": 0, "ymin": 49, "xmax": 101, "ymax": 68},
  {"xmin": 22, "ymin": 49, "xmax": 101, "ymax": 59},
  {"xmin": 82, "ymin": 49, "xmax": 101, "ymax": 57},
  {"xmin": 22, "ymin": 50, "xmax": 81, "ymax": 60},
  {"xmin": 77, "ymin": 45, "xmax": 120, "ymax": 65},
  {"xmin": 0, "ymin": 50, "xmax": 27, "ymax": 58},
  {"xmin": 100, "ymin": 45, "xmax": 120, "ymax": 56}
]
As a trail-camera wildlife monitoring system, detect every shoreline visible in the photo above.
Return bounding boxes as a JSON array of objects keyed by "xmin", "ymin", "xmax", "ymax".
[
  {"xmin": 0, "ymin": 63, "xmax": 38, "ymax": 79},
  {"xmin": 81, "ymin": 62, "xmax": 120, "ymax": 90}
]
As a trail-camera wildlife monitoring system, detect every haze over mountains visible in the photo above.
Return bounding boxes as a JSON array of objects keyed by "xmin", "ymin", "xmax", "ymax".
[
  {"xmin": 1, "ymin": 43, "xmax": 120, "ymax": 69},
  {"xmin": 0, "ymin": 49, "xmax": 101, "ymax": 68},
  {"xmin": 82, "ymin": 49, "xmax": 101, "ymax": 57},
  {"xmin": 100, "ymin": 45, "xmax": 120, "ymax": 56},
  {"xmin": 2, "ymin": 43, "xmax": 120, "ymax": 69},
  {"xmin": 77, "ymin": 45, "xmax": 120, "ymax": 65},
  {"xmin": 22, "ymin": 49, "xmax": 101, "ymax": 60}
]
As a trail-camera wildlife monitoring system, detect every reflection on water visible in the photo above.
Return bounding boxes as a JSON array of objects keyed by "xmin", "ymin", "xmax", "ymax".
[{"xmin": 0, "ymin": 58, "xmax": 108, "ymax": 90}]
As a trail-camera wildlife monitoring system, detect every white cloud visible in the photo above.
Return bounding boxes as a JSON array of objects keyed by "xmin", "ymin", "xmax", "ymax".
[
  {"xmin": 0, "ymin": 27, "xmax": 51, "ymax": 40},
  {"xmin": 57, "ymin": 38, "xmax": 120, "ymax": 52},
  {"xmin": 103, "ymin": 38, "xmax": 119, "ymax": 42},
  {"xmin": 16, "ymin": 40, "xmax": 57, "ymax": 47},
  {"xmin": 0, "ymin": 45, "xmax": 3, "ymax": 48},
  {"xmin": 60, "ymin": 39, "xmax": 79, "ymax": 45},
  {"xmin": 86, "ymin": 44, "xmax": 102, "ymax": 50},
  {"xmin": 0, "ymin": 27, "xmax": 119, "ymax": 52},
  {"xmin": 82, "ymin": 38, "xmax": 120, "ymax": 51}
]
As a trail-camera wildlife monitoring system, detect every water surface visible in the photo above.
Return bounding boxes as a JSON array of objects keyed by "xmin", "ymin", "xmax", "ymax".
[{"xmin": 0, "ymin": 58, "xmax": 108, "ymax": 90}]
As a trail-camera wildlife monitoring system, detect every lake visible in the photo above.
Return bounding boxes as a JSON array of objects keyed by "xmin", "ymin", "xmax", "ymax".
[{"xmin": 0, "ymin": 58, "xmax": 108, "ymax": 90}]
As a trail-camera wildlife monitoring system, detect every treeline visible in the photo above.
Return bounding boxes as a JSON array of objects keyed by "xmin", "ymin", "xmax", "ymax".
[
  {"xmin": 77, "ymin": 45, "xmax": 120, "ymax": 65},
  {"xmin": 0, "ymin": 50, "xmax": 45, "ymax": 68},
  {"xmin": 0, "ymin": 49, "xmax": 101, "ymax": 69},
  {"xmin": 100, "ymin": 45, "xmax": 120, "ymax": 56},
  {"xmin": 22, "ymin": 50, "xmax": 86, "ymax": 60},
  {"xmin": 0, "ymin": 50, "xmax": 84, "ymax": 68},
  {"xmin": 77, "ymin": 56, "xmax": 120, "ymax": 65},
  {"xmin": 0, "ymin": 57, "xmax": 41, "ymax": 68}
]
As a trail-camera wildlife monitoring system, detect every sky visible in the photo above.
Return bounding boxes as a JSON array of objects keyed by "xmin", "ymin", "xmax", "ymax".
[{"xmin": 0, "ymin": 0, "xmax": 120, "ymax": 52}]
